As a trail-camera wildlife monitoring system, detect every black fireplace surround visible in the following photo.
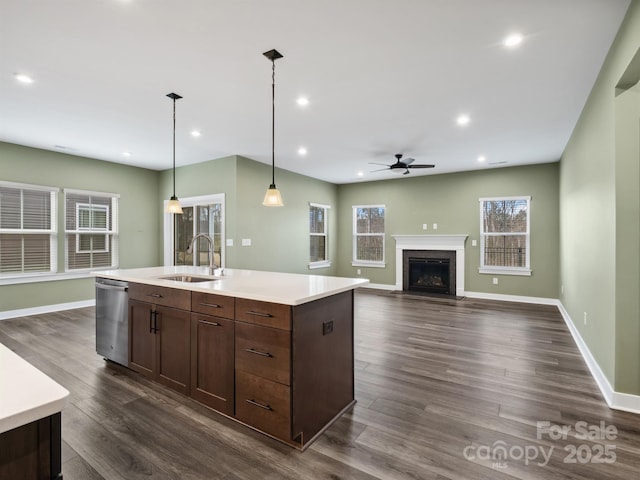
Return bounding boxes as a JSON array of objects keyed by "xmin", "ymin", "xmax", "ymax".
[{"xmin": 403, "ymin": 250, "xmax": 456, "ymax": 296}]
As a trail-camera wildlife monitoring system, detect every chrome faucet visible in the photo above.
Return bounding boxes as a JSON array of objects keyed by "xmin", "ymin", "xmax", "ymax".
[{"xmin": 187, "ymin": 233, "xmax": 218, "ymax": 274}]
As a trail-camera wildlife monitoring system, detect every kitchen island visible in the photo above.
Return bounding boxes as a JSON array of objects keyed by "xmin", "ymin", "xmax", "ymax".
[
  {"xmin": 0, "ymin": 343, "xmax": 69, "ymax": 479},
  {"xmin": 95, "ymin": 266, "xmax": 368, "ymax": 449}
]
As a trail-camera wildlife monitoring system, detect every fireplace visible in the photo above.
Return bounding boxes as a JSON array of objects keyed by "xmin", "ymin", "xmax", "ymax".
[
  {"xmin": 404, "ymin": 250, "xmax": 456, "ymax": 296},
  {"xmin": 393, "ymin": 235, "xmax": 468, "ymax": 297}
]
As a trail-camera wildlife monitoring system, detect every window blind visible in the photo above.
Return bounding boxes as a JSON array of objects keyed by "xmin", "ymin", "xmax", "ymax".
[{"xmin": 0, "ymin": 182, "xmax": 58, "ymax": 276}]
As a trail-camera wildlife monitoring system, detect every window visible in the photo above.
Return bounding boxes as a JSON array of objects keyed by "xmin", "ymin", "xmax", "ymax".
[
  {"xmin": 479, "ymin": 196, "xmax": 531, "ymax": 275},
  {"xmin": 65, "ymin": 189, "xmax": 119, "ymax": 271},
  {"xmin": 164, "ymin": 194, "xmax": 225, "ymax": 268},
  {"xmin": 352, "ymin": 205, "xmax": 385, "ymax": 267},
  {"xmin": 309, "ymin": 203, "xmax": 330, "ymax": 269},
  {"xmin": 0, "ymin": 181, "xmax": 58, "ymax": 277}
]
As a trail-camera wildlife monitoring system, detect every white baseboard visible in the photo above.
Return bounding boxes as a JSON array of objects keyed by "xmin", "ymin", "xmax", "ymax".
[
  {"xmin": 0, "ymin": 299, "xmax": 95, "ymax": 321},
  {"xmin": 557, "ymin": 302, "xmax": 640, "ymax": 414},
  {"xmin": 361, "ymin": 283, "xmax": 640, "ymax": 414},
  {"xmin": 464, "ymin": 290, "xmax": 558, "ymax": 305}
]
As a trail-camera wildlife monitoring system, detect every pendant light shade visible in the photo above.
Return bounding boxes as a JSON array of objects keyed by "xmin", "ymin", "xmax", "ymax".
[
  {"xmin": 262, "ymin": 49, "xmax": 284, "ymax": 207},
  {"xmin": 165, "ymin": 92, "xmax": 183, "ymax": 214}
]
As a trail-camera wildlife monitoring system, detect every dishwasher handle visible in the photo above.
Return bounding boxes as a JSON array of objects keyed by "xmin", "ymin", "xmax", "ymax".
[{"xmin": 96, "ymin": 283, "xmax": 128, "ymax": 292}]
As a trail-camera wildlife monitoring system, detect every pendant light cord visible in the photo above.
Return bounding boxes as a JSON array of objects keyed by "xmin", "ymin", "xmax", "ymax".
[
  {"xmin": 271, "ymin": 59, "xmax": 276, "ymax": 187},
  {"xmin": 172, "ymin": 97, "xmax": 177, "ymax": 197}
]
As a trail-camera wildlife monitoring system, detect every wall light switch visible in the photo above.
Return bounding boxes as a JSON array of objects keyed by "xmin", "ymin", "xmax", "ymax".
[
  {"xmin": 241, "ymin": 238, "xmax": 251, "ymax": 247},
  {"xmin": 471, "ymin": 239, "xmax": 477, "ymax": 247},
  {"xmin": 226, "ymin": 239, "xmax": 234, "ymax": 247},
  {"xmin": 492, "ymin": 277, "xmax": 499, "ymax": 285},
  {"xmin": 432, "ymin": 223, "xmax": 438, "ymax": 230},
  {"xmin": 357, "ymin": 268, "xmax": 361, "ymax": 275},
  {"xmin": 422, "ymin": 223, "xmax": 427, "ymax": 230}
]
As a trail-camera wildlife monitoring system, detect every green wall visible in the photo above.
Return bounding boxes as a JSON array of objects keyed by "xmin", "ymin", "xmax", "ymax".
[
  {"xmin": 336, "ymin": 163, "xmax": 560, "ymax": 298},
  {"xmin": 560, "ymin": 0, "xmax": 640, "ymax": 394},
  {"xmin": 158, "ymin": 155, "xmax": 339, "ymax": 275},
  {"xmin": 0, "ymin": 142, "xmax": 160, "ymax": 312}
]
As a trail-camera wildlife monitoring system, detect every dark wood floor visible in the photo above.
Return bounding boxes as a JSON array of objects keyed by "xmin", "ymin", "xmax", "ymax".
[{"xmin": 1, "ymin": 289, "xmax": 639, "ymax": 479}]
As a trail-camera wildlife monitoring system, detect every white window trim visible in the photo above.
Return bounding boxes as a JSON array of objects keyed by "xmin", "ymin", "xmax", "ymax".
[
  {"xmin": 352, "ymin": 204, "xmax": 386, "ymax": 267},
  {"xmin": 64, "ymin": 189, "xmax": 119, "ymax": 273},
  {"xmin": 163, "ymin": 193, "xmax": 226, "ymax": 267},
  {"xmin": 0, "ymin": 180, "xmax": 58, "ymax": 280},
  {"xmin": 308, "ymin": 202, "xmax": 331, "ymax": 269},
  {"xmin": 479, "ymin": 196, "xmax": 531, "ymax": 276}
]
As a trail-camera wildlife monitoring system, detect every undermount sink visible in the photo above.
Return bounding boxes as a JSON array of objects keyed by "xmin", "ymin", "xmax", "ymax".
[{"xmin": 158, "ymin": 275, "xmax": 218, "ymax": 283}]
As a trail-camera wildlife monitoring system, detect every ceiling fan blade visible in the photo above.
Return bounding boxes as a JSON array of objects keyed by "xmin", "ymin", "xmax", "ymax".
[
  {"xmin": 369, "ymin": 167, "xmax": 390, "ymax": 173},
  {"xmin": 403, "ymin": 169, "xmax": 410, "ymax": 175},
  {"xmin": 403, "ymin": 157, "xmax": 416, "ymax": 166},
  {"xmin": 368, "ymin": 162, "xmax": 391, "ymax": 166},
  {"xmin": 407, "ymin": 164, "xmax": 435, "ymax": 168}
]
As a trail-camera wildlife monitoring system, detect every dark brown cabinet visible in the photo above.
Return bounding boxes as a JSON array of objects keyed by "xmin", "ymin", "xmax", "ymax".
[
  {"xmin": 128, "ymin": 284, "xmax": 191, "ymax": 395},
  {"xmin": 190, "ymin": 313, "xmax": 235, "ymax": 415},
  {"xmin": 126, "ymin": 281, "xmax": 355, "ymax": 449}
]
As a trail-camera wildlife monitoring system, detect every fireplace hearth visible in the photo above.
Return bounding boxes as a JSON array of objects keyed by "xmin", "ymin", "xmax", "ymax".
[{"xmin": 403, "ymin": 250, "xmax": 456, "ymax": 296}]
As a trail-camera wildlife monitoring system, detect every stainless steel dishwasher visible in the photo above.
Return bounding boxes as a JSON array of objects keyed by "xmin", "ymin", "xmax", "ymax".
[{"xmin": 95, "ymin": 277, "xmax": 129, "ymax": 366}]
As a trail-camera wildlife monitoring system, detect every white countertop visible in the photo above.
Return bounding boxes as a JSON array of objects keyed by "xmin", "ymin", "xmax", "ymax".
[
  {"xmin": 94, "ymin": 266, "xmax": 369, "ymax": 306},
  {"xmin": 0, "ymin": 343, "xmax": 70, "ymax": 434}
]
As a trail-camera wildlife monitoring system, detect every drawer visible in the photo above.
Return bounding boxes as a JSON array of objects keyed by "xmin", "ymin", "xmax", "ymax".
[
  {"xmin": 235, "ymin": 322, "xmax": 291, "ymax": 385},
  {"xmin": 235, "ymin": 298, "xmax": 291, "ymax": 330},
  {"xmin": 191, "ymin": 291, "xmax": 235, "ymax": 319},
  {"xmin": 128, "ymin": 282, "xmax": 191, "ymax": 310},
  {"xmin": 235, "ymin": 370, "xmax": 291, "ymax": 441}
]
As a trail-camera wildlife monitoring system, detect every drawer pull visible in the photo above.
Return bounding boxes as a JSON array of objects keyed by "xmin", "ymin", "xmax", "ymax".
[
  {"xmin": 200, "ymin": 302, "xmax": 221, "ymax": 308},
  {"xmin": 245, "ymin": 348, "xmax": 272, "ymax": 358},
  {"xmin": 246, "ymin": 310, "xmax": 273, "ymax": 318},
  {"xmin": 246, "ymin": 399, "xmax": 272, "ymax": 411},
  {"xmin": 200, "ymin": 320, "xmax": 221, "ymax": 327},
  {"xmin": 147, "ymin": 293, "xmax": 163, "ymax": 298}
]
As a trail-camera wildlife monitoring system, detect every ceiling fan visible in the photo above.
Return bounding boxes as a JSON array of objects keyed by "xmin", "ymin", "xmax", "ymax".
[{"xmin": 370, "ymin": 153, "xmax": 435, "ymax": 175}]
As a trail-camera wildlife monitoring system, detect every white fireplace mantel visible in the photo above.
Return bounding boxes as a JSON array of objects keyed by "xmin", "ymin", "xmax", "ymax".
[{"xmin": 392, "ymin": 235, "xmax": 468, "ymax": 296}]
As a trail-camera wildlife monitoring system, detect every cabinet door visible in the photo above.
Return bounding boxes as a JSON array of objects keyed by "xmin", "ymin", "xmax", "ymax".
[
  {"xmin": 190, "ymin": 313, "xmax": 235, "ymax": 415},
  {"xmin": 128, "ymin": 299, "xmax": 155, "ymax": 377},
  {"xmin": 156, "ymin": 305, "xmax": 191, "ymax": 394}
]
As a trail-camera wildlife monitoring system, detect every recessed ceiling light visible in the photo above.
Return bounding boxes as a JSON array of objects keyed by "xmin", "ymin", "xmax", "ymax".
[
  {"xmin": 298, "ymin": 147, "xmax": 307, "ymax": 156},
  {"xmin": 478, "ymin": 155, "xmax": 486, "ymax": 162},
  {"xmin": 15, "ymin": 73, "xmax": 34, "ymax": 84},
  {"xmin": 357, "ymin": 171, "xmax": 364, "ymax": 177},
  {"xmin": 296, "ymin": 97, "xmax": 309, "ymax": 107},
  {"xmin": 191, "ymin": 130, "xmax": 201, "ymax": 137},
  {"xmin": 456, "ymin": 114, "xmax": 471, "ymax": 126},
  {"xmin": 122, "ymin": 151, "xmax": 132, "ymax": 157},
  {"xmin": 504, "ymin": 33, "xmax": 523, "ymax": 48}
]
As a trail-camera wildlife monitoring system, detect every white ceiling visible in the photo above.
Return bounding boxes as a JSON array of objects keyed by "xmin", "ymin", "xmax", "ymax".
[{"xmin": 0, "ymin": 0, "xmax": 631, "ymax": 184}]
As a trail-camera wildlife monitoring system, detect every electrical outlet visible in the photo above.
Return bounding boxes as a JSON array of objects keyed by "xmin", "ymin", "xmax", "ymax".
[
  {"xmin": 432, "ymin": 223, "xmax": 438, "ymax": 230},
  {"xmin": 357, "ymin": 268, "xmax": 361, "ymax": 275},
  {"xmin": 492, "ymin": 277, "xmax": 499, "ymax": 285},
  {"xmin": 583, "ymin": 312, "xmax": 587, "ymax": 325},
  {"xmin": 226, "ymin": 238, "xmax": 233, "ymax": 247},
  {"xmin": 422, "ymin": 223, "xmax": 427, "ymax": 230},
  {"xmin": 471, "ymin": 239, "xmax": 477, "ymax": 247},
  {"xmin": 323, "ymin": 320, "xmax": 334, "ymax": 335}
]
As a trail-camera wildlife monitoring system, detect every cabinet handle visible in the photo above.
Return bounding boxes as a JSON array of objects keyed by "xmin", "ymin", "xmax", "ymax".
[
  {"xmin": 245, "ymin": 348, "xmax": 272, "ymax": 358},
  {"xmin": 199, "ymin": 302, "xmax": 221, "ymax": 308},
  {"xmin": 245, "ymin": 399, "xmax": 272, "ymax": 411},
  {"xmin": 246, "ymin": 310, "xmax": 273, "ymax": 318},
  {"xmin": 200, "ymin": 320, "xmax": 221, "ymax": 327},
  {"xmin": 149, "ymin": 310, "xmax": 154, "ymax": 333},
  {"xmin": 148, "ymin": 293, "xmax": 163, "ymax": 298}
]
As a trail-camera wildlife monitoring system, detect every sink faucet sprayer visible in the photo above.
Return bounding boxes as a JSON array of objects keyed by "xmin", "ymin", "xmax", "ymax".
[{"xmin": 187, "ymin": 233, "xmax": 220, "ymax": 275}]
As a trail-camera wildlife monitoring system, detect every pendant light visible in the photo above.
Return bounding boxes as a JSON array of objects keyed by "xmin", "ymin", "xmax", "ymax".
[
  {"xmin": 165, "ymin": 92, "xmax": 183, "ymax": 214},
  {"xmin": 262, "ymin": 49, "xmax": 284, "ymax": 207}
]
